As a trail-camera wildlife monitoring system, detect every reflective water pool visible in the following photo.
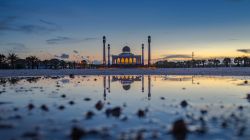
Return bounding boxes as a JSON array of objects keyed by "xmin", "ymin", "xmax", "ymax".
[{"xmin": 0, "ymin": 75, "xmax": 250, "ymax": 140}]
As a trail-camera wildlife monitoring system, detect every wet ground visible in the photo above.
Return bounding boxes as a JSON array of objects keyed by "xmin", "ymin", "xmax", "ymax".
[{"xmin": 0, "ymin": 75, "xmax": 250, "ymax": 140}]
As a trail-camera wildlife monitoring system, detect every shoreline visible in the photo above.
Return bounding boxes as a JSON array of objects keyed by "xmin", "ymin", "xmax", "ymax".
[{"xmin": 0, "ymin": 67, "xmax": 250, "ymax": 77}]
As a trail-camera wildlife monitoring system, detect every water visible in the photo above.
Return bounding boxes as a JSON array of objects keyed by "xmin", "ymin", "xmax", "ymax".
[{"xmin": 0, "ymin": 75, "xmax": 250, "ymax": 140}]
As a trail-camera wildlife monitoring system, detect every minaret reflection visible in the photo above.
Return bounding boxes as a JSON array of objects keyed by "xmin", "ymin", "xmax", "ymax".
[
  {"xmin": 103, "ymin": 76, "xmax": 106, "ymax": 100},
  {"xmin": 142, "ymin": 75, "xmax": 144, "ymax": 92},
  {"xmin": 108, "ymin": 75, "xmax": 111, "ymax": 93},
  {"xmin": 104, "ymin": 75, "xmax": 152, "ymax": 99},
  {"xmin": 148, "ymin": 75, "xmax": 151, "ymax": 100}
]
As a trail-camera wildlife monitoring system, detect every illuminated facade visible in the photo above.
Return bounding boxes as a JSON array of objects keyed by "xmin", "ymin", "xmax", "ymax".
[{"xmin": 112, "ymin": 46, "xmax": 142, "ymax": 66}]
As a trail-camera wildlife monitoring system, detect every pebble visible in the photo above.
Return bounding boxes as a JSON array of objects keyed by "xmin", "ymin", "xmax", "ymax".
[
  {"xmin": 180, "ymin": 100, "xmax": 188, "ymax": 108},
  {"xmin": 84, "ymin": 98, "xmax": 91, "ymax": 101},
  {"xmin": 58, "ymin": 105, "xmax": 65, "ymax": 110},
  {"xmin": 105, "ymin": 107, "xmax": 122, "ymax": 118},
  {"xmin": 69, "ymin": 101, "xmax": 75, "ymax": 105},
  {"xmin": 137, "ymin": 109, "xmax": 146, "ymax": 118},
  {"xmin": 95, "ymin": 100, "xmax": 104, "ymax": 111},
  {"xmin": 61, "ymin": 94, "xmax": 66, "ymax": 98},
  {"xmin": 27, "ymin": 103, "xmax": 35, "ymax": 110},
  {"xmin": 40, "ymin": 104, "xmax": 49, "ymax": 112},
  {"xmin": 85, "ymin": 111, "xmax": 95, "ymax": 119},
  {"xmin": 171, "ymin": 119, "xmax": 188, "ymax": 140},
  {"xmin": 70, "ymin": 126, "xmax": 86, "ymax": 140}
]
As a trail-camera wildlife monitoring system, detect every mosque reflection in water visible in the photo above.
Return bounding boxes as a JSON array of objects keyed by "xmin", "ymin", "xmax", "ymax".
[{"xmin": 103, "ymin": 75, "xmax": 151, "ymax": 100}]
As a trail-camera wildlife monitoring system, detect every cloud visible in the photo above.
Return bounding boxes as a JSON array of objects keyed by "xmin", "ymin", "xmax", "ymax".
[
  {"xmin": 82, "ymin": 37, "xmax": 98, "ymax": 41},
  {"xmin": 47, "ymin": 36, "xmax": 73, "ymax": 44},
  {"xmin": 54, "ymin": 53, "xmax": 69, "ymax": 59},
  {"xmin": 228, "ymin": 38, "xmax": 239, "ymax": 41},
  {"xmin": 163, "ymin": 54, "xmax": 192, "ymax": 59},
  {"xmin": 0, "ymin": 42, "xmax": 28, "ymax": 53},
  {"xmin": 226, "ymin": 0, "xmax": 244, "ymax": 2},
  {"xmin": 237, "ymin": 49, "xmax": 250, "ymax": 54},
  {"xmin": 18, "ymin": 24, "xmax": 57, "ymax": 33},
  {"xmin": 40, "ymin": 19, "xmax": 57, "ymax": 26},
  {"xmin": 0, "ymin": 16, "xmax": 17, "ymax": 30},
  {"xmin": 46, "ymin": 36, "xmax": 98, "ymax": 45},
  {"xmin": 60, "ymin": 53, "xmax": 69, "ymax": 59},
  {"xmin": 0, "ymin": 16, "xmax": 59, "ymax": 34}
]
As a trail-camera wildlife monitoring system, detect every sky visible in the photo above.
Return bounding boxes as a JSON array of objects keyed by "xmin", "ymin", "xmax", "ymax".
[{"xmin": 1, "ymin": 0, "xmax": 250, "ymax": 62}]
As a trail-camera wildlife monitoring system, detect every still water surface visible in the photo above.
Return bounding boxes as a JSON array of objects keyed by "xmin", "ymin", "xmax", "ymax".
[{"xmin": 0, "ymin": 75, "xmax": 250, "ymax": 140}]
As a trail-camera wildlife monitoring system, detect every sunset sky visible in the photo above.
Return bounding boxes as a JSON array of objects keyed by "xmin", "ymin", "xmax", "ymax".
[{"xmin": 1, "ymin": 0, "xmax": 250, "ymax": 62}]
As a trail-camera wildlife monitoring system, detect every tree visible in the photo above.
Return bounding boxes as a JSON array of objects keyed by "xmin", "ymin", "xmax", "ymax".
[
  {"xmin": 43, "ymin": 60, "xmax": 49, "ymax": 69},
  {"xmin": 49, "ymin": 59, "xmax": 60, "ymax": 69},
  {"xmin": 234, "ymin": 57, "xmax": 243, "ymax": 67},
  {"xmin": 0, "ymin": 54, "xmax": 6, "ymax": 69},
  {"xmin": 26, "ymin": 56, "xmax": 39, "ymax": 69},
  {"xmin": 7, "ymin": 53, "xmax": 18, "ymax": 69},
  {"xmin": 201, "ymin": 60, "xmax": 206, "ymax": 67},
  {"xmin": 60, "ymin": 60, "xmax": 67, "ymax": 69},
  {"xmin": 242, "ymin": 56, "xmax": 249, "ymax": 67},
  {"xmin": 208, "ymin": 59, "xmax": 214, "ymax": 67},
  {"xmin": 213, "ymin": 59, "xmax": 220, "ymax": 67},
  {"xmin": 223, "ymin": 57, "xmax": 231, "ymax": 67}
]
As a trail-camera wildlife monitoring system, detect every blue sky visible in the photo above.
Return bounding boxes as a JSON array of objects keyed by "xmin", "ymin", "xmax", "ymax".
[{"xmin": 1, "ymin": 0, "xmax": 250, "ymax": 62}]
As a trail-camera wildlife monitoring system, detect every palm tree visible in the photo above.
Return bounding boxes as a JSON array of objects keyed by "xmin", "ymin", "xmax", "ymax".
[
  {"xmin": 234, "ymin": 57, "xmax": 243, "ymax": 67},
  {"xmin": 0, "ymin": 54, "xmax": 6, "ymax": 69},
  {"xmin": 223, "ymin": 57, "xmax": 231, "ymax": 67},
  {"xmin": 7, "ymin": 53, "xmax": 18, "ymax": 69},
  {"xmin": 26, "ymin": 56, "xmax": 39, "ymax": 69}
]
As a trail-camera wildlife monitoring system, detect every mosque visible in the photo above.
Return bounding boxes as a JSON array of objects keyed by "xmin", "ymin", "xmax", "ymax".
[{"xmin": 102, "ymin": 36, "xmax": 152, "ymax": 67}]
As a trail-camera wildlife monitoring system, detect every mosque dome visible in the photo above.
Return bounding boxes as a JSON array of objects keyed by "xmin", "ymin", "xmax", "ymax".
[{"xmin": 122, "ymin": 46, "xmax": 131, "ymax": 53}]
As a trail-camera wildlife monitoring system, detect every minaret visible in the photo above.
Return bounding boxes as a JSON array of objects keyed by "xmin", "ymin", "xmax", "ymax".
[
  {"xmin": 108, "ymin": 44, "xmax": 110, "ymax": 67},
  {"xmin": 103, "ymin": 36, "xmax": 106, "ymax": 66},
  {"xmin": 148, "ymin": 36, "xmax": 151, "ymax": 67},
  {"xmin": 141, "ymin": 43, "xmax": 144, "ymax": 66}
]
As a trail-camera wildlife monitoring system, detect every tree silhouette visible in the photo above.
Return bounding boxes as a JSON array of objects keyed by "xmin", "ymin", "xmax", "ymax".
[
  {"xmin": 213, "ymin": 59, "xmax": 220, "ymax": 67},
  {"xmin": 0, "ymin": 54, "xmax": 6, "ymax": 69},
  {"xmin": 201, "ymin": 60, "xmax": 206, "ymax": 67},
  {"xmin": 26, "ymin": 56, "xmax": 39, "ymax": 69},
  {"xmin": 234, "ymin": 57, "xmax": 243, "ymax": 67},
  {"xmin": 223, "ymin": 57, "xmax": 231, "ymax": 67},
  {"xmin": 242, "ymin": 56, "xmax": 249, "ymax": 67},
  {"xmin": 7, "ymin": 53, "xmax": 18, "ymax": 69}
]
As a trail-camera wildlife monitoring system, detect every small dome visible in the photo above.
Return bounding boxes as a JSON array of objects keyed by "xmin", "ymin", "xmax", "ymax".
[
  {"xmin": 122, "ymin": 84, "xmax": 131, "ymax": 90},
  {"xmin": 122, "ymin": 46, "xmax": 130, "ymax": 53}
]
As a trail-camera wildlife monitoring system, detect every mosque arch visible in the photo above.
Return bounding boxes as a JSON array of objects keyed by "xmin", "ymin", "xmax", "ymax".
[
  {"xmin": 117, "ymin": 58, "xmax": 121, "ymax": 64},
  {"xmin": 121, "ymin": 58, "xmax": 125, "ymax": 64},
  {"xmin": 125, "ymin": 58, "xmax": 129, "ymax": 64},
  {"xmin": 129, "ymin": 58, "xmax": 133, "ymax": 64}
]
